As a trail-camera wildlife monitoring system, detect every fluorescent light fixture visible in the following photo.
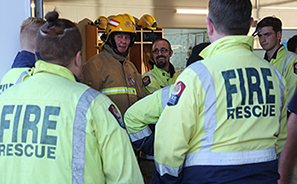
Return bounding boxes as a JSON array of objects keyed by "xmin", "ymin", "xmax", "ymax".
[
  {"xmin": 31, "ymin": 2, "xmax": 35, "ymax": 9},
  {"xmin": 176, "ymin": 9, "xmax": 208, "ymax": 14}
]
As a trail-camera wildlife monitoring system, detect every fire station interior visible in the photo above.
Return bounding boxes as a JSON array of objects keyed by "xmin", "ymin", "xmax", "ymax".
[
  {"xmin": 1, "ymin": 1, "xmax": 297, "ymax": 183},
  {"xmin": 43, "ymin": 0, "xmax": 297, "ymax": 74},
  {"xmin": 1, "ymin": 0, "xmax": 297, "ymax": 79}
]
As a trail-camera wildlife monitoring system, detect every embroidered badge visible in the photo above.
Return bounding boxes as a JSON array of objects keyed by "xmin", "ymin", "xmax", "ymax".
[
  {"xmin": 142, "ymin": 76, "xmax": 151, "ymax": 86},
  {"xmin": 294, "ymin": 63, "xmax": 297, "ymax": 74},
  {"xmin": 125, "ymin": 21, "xmax": 131, "ymax": 28},
  {"xmin": 167, "ymin": 81, "xmax": 186, "ymax": 106},
  {"xmin": 109, "ymin": 104, "xmax": 125, "ymax": 129},
  {"xmin": 88, "ymin": 81, "xmax": 93, "ymax": 87}
]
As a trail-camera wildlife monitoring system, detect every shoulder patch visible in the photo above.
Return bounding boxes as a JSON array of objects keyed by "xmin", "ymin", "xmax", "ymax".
[
  {"xmin": 294, "ymin": 63, "xmax": 297, "ymax": 74},
  {"xmin": 142, "ymin": 76, "xmax": 151, "ymax": 86},
  {"xmin": 167, "ymin": 81, "xmax": 186, "ymax": 106},
  {"xmin": 109, "ymin": 104, "xmax": 125, "ymax": 129}
]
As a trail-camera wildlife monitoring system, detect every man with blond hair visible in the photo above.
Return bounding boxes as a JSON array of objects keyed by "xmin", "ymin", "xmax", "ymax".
[{"xmin": 0, "ymin": 17, "xmax": 45, "ymax": 94}]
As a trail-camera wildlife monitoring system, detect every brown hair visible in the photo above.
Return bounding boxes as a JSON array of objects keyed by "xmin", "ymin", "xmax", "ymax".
[
  {"xmin": 208, "ymin": 0, "xmax": 252, "ymax": 35},
  {"xmin": 288, "ymin": 35, "xmax": 297, "ymax": 53},
  {"xmin": 256, "ymin": 16, "xmax": 282, "ymax": 34},
  {"xmin": 20, "ymin": 17, "xmax": 45, "ymax": 51},
  {"xmin": 36, "ymin": 10, "xmax": 82, "ymax": 66}
]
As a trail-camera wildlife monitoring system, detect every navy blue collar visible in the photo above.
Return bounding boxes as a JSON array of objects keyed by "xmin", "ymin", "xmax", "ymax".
[
  {"xmin": 11, "ymin": 50, "xmax": 36, "ymax": 68},
  {"xmin": 264, "ymin": 45, "xmax": 282, "ymax": 62}
]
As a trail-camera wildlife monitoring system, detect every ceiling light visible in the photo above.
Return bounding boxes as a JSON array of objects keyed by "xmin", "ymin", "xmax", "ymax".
[{"xmin": 176, "ymin": 9, "xmax": 208, "ymax": 14}]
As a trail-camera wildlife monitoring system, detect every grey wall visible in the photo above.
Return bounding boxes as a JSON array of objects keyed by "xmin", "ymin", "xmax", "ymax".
[{"xmin": 0, "ymin": 1, "xmax": 31, "ymax": 79}]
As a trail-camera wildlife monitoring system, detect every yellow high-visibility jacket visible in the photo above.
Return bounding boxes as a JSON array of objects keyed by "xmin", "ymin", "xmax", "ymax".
[
  {"xmin": 267, "ymin": 45, "xmax": 297, "ymax": 103},
  {"xmin": 0, "ymin": 68, "xmax": 32, "ymax": 94},
  {"xmin": 0, "ymin": 60, "xmax": 144, "ymax": 184},
  {"xmin": 124, "ymin": 85, "xmax": 173, "ymax": 155},
  {"xmin": 153, "ymin": 36, "xmax": 287, "ymax": 183},
  {"xmin": 142, "ymin": 64, "xmax": 179, "ymax": 96}
]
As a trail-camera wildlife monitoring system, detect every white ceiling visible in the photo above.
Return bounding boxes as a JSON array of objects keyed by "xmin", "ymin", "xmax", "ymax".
[
  {"xmin": 43, "ymin": 0, "xmax": 297, "ymax": 8},
  {"xmin": 42, "ymin": 0, "xmax": 297, "ymax": 29}
]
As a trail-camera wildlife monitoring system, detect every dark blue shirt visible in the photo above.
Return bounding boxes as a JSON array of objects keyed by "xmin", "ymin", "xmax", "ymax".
[{"xmin": 11, "ymin": 50, "xmax": 36, "ymax": 68}]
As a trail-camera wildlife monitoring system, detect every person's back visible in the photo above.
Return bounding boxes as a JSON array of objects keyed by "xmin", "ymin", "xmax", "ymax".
[
  {"xmin": 0, "ymin": 10, "xmax": 143, "ymax": 184},
  {"xmin": 0, "ymin": 17, "xmax": 45, "ymax": 95},
  {"xmin": 152, "ymin": 0, "xmax": 287, "ymax": 183}
]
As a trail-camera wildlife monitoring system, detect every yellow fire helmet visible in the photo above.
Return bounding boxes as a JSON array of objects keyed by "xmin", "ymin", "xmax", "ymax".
[
  {"xmin": 137, "ymin": 14, "xmax": 157, "ymax": 30},
  {"xmin": 94, "ymin": 16, "xmax": 109, "ymax": 30},
  {"xmin": 100, "ymin": 14, "xmax": 136, "ymax": 48}
]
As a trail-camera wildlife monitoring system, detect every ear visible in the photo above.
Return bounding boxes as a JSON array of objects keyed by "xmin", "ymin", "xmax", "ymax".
[
  {"xmin": 74, "ymin": 51, "xmax": 82, "ymax": 67},
  {"xmin": 206, "ymin": 17, "xmax": 214, "ymax": 37},
  {"xmin": 250, "ymin": 17, "xmax": 254, "ymax": 27},
  {"xmin": 276, "ymin": 30, "xmax": 282, "ymax": 41},
  {"xmin": 169, "ymin": 49, "xmax": 173, "ymax": 57}
]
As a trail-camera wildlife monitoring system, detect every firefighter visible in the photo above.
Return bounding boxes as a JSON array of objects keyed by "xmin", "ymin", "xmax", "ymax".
[
  {"xmin": 82, "ymin": 14, "xmax": 144, "ymax": 117},
  {"xmin": 125, "ymin": 39, "xmax": 207, "ymax": 184},
  {"xmin": 256, "ymin": 16, "xmax": 297, "ymax": 104},
  {"xmin": 0, "ymin": 10, "xmax": 143, "ymax": 184},
  {"xmin": 0, "ymin": 17, "xmax": 45, "ymax": 94},
  {"xmin": 142, "ymin": 38, "xmax": 179, "ymax": 95},
  {"xmin": 152, "ymin": 0, "xmax": 287, "ymax": 183}
]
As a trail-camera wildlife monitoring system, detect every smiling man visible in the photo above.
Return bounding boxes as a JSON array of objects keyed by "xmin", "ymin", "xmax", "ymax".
[
  {"xmin": 142, "ymin": 38, "xmax": 179, "ymax": 95},
  {"xmin": 256, "ymin": 16, "xmax": 297, "ymax": 103},
  {"xmin": 82, "ymin": 14, "xmax": 144, "ymax": 117}
]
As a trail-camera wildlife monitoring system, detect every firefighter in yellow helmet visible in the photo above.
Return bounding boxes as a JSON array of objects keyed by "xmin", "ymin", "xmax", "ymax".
[
  {"xmin": 137, "ymin": 14, "xmax": 157, "ymax": 30},
  {"xmin": 82, "ymin": 14, "xmax": 144, "ymax": 117}
]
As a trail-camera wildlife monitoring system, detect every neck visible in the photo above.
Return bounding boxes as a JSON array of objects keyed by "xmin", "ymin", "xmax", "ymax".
[
  {"xmin": 266, "ymin": 44, "xmax": 280, "ymax": 60},
  {"xmin": 162, "ymin": 65, "xmax": 170, "ymax": 72},
  {"xmin": 22, "ymin": 48, "xmax": 35, "ymax": 54}
]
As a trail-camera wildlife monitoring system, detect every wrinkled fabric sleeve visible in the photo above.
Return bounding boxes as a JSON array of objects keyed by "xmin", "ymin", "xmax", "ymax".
[
  {"xmin": 284, "ymin": 56, "xmax": 297, "ymax": 102},
  {"xmin": 124, "ymin": 89, "xmax": 164, "ymax": 155},
  {"xmin": 142, "ymin": 75, "xmax": 160, "ymax": 96},
  {"xmin": 153, "ymin": 70, "xmax": 199, "ymax": 183},
  {"xmin": 276, "ymin": 76, "xmax": 288, "ymax": 154},
  {"xmin": 82, "ymin": 58, "xmax": 102, "ymax": 91},
  {"xmin": 92, "ymin": 96, "xmax": 144, "ymax": 183}
]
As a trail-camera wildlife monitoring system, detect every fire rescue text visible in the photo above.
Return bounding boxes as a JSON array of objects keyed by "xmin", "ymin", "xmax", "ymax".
[
  {"xmin": 0, "ymin": 105, "xmax": 60, "ymax": 159},
  {"xmin": 222, "ymin": 67, "xmax": 277, "ymax": 119}
]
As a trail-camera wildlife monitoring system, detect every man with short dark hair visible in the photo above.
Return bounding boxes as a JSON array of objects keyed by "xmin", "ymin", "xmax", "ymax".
[
  {"xmin": 142, "ymin": 38, "xmax": 179, "ymax": 95},
  {"xmin": 256, "ymin": 16, "xmax": 297, "ymax": 103},
  {"xmin": 287, "ymin": 35, "xmax": 297, "ymax": 54},
  {"xmin": 151, "ymin": 0, "xmax": 287, "ymax": 183}
]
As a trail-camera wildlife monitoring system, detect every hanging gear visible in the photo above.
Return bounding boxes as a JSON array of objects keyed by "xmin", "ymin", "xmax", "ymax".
[
  {"xmin": 137, "ymin": 14, "xmax": 157, "ymax": 30},
  {"xmin": 90, "ymin": 16, "xmax": 109, "ymax": 30}
]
